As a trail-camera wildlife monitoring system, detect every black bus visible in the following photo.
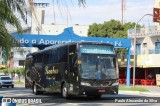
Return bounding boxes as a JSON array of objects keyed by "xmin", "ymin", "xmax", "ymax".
[{"xmin": 25, "ymin": 42, "xmax": 119, "ymax": 98}]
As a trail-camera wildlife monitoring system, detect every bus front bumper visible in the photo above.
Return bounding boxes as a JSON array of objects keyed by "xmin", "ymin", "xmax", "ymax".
[{"xmin": 79, "ymin": 85, "xmax": 118, "ymax": 95}]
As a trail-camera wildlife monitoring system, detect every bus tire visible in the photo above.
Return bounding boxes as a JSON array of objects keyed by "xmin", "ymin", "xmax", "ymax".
[
  {"xmin": 62, "ymin": 83, "xmax": 69, "ymax": 98},
  {"xmin": 33, "ymin": 83, "xmax": 42, "ymax": 95}
]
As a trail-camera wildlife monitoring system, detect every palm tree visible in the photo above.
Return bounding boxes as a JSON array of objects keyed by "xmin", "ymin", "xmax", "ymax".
[
  {"xmin": 0, "ymin": 0, "xmax": 86, "ymax": 65},
  {"xmin": 0, "ymin": 0, "xmax": 27, "ymax": 63},
  {"xmin": 78, "ymin": 0, "xmax": 86, "ymax": 6}
]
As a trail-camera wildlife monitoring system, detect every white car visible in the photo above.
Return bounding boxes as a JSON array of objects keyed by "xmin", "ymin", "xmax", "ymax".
[{"xmin": 0, "ymin": 75, "xmax": 14, "ymax": 88}]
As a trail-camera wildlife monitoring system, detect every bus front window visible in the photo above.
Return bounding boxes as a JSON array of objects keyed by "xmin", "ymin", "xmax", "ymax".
[{"xmin": 80, "ymin": 54, "xmax": 118, "ymax": 80}]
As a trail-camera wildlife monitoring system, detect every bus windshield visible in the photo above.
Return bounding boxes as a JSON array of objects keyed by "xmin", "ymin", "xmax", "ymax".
[{"xmin": 80, "ymin": 54, "xmax": 117, "ymax": 80}]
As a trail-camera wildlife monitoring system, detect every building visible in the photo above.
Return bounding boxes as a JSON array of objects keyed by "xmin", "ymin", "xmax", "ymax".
[
  {"xmin": 127, "ymin": 25, "xmax": 160, "ymax": 78},
  {"xmin": 11, "ymin": 47, "xmax": 38, "ymax": 68},
  {"xmin": 6, "ymin": 2, "xmax": 89, "ymax": 68},
  {"xmin": 31, "ymin": 3, "xmax": 89, "ymax": 36},
  {"xmin": 118, "ymin": 26, "xmax": 160, "ymax": 85},
  {"xmin": 120, "ymin": 0, "xmax": 160, "ymax": 85}
]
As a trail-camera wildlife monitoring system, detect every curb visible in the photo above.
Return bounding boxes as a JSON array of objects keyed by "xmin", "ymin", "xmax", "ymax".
[
  {"xmin": 140, "ymin": 92, "xmax": 160, "ymax": 96},
  {"xmin": 119, "ymin": 90, "xmax": 160, "ymax": 96}
]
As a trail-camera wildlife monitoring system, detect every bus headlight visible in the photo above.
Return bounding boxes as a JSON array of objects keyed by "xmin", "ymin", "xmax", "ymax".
[
  {"xmin": 112, "ymin": 82, "xmax": 119, "ymax": 86},
  {"xmin": 81, "ymin": 82, "xmax": 91, "ymax": 86}
]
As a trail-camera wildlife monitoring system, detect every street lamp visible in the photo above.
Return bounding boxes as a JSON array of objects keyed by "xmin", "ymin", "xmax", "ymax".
[{"xmin": 133, "ymin": 14, "xmax": 153, "ymax": 88}]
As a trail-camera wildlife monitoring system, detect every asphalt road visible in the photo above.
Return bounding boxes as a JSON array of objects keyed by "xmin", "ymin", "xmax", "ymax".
[{"xmin": 0, "ymin": 86, "xmax": 160, "ymax": 106}]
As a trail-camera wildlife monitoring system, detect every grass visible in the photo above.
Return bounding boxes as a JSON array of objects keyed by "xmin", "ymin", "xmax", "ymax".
[
  {"xmin": 0, "ymin": 70, "xmax": 4, "ymax": 73},
  {"xmin": 14, "ymin": 81, "xmax": 24, "ymax": 84},
  {"xmin": 119, "ymin": 86, "xmax": 150, "ymax": 92}
]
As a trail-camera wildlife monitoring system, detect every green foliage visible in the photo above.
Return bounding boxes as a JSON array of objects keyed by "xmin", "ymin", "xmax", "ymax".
[
  {"xmin": 119, "ymin": 86, "xmax": 149, "ymax": 92},
  {"xmin": 88, "ymin": 19, "xmax": 140, "ymax": 38},
  {"xmin": 2, "ymin": 69, "xmax": 9, "ymax": 75},
  {"xmin": 88, "ymin": 23, "xmax": 110, "ymax": 37},
  {"xmin": 15, "ymin": 68, "xmax": 25, "ymax": 82},
  {"xmin": 0, "ymin": 0, "xmax": 27, "ymax": 63},
  {"xmin": 16, "ymin": 69, "xmax": 20, "ymax": 75},
  {"xmin": 88, "ymin": 20, "xmax": 141, "ymax": 54},
  {"xmin": 16, "ymin": 68, "xmax": 20, "ymax": 82},
  {"xmin": 10, "ymin": 69, "xmax": 16, "ymax": 73},
  {"xmin": 1, "ymin": 68, "xmax": 24, "ymax": 76},
  {"xmin": 14, "ymin": 81, "xmax": 24, "ymax": 84},
  {"xmin": 18, "ymin": 68, "xmax": 25, "ymax": 76},
  {"xmin": 0, "ymin": 70, "xmax": 3, "ymax": 73}
]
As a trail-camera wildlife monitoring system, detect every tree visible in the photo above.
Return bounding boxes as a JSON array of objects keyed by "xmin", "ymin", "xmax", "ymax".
[
  {"xmin": 2, "ymin": 69, "xmax": 9, "ymax": 75},
  {"xmin": 88, "ymin": 20, "xmax": 141, "ymax": 54},
  {"xmin": 0, "ymin": 0, "xmax": 86, "ymax": 65},
  {"xmin": 88, "ymin": 20, "xmax": 122, "ymax": 38},
  {"xmin": 88, "ymin": 19, "xmax": 140, "ymax": 38},
  {"xmin": 19, "ymin": 68, "xmax": 25, "ymax": 76},
  {"xmin": 16, "ymin": 68, "xmax": 21, "ymax": 82},
  {"xmin": 15, "ymin": 68, "xmax": 25, "ymax": 82},
  {"xmin": 78, "ymin": 0, "xmax": 86, "ymax": 6},
  {"xmin": 9, "ymin": 68, "xmax": 16, "ymax": 79},
  {"xmin": 0, "ymin": 0, "xmax": 27, "ymax": 63}
]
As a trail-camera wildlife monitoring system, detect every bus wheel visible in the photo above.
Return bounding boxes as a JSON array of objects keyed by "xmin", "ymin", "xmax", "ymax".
[
  {"xmin": 62, "ymin": 83, "xmax": 69, "ymax": 98},
  {"xmin": 33, "ymin": 83, "xmax": 41, "ymax": 95}
]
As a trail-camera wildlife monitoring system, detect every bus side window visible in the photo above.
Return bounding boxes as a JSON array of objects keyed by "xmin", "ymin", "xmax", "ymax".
[
  {"xmin": 50, "ymin": 49, "xmax": 58, "ymax": 64},
  {"xmin": 58, "ymin": 46, "xmax": 68, "ymax": 63},
  {"xmin": 113, "ymin": 58, "xmax": 116, "ymax": 68},
  {"xmin": 31, "ymin": 55, "xmax": 35, "ymax": 66},
  {"xmin": 25, "ymin": 56, "xmax": 31, "ymax": 68},
  {"xmin": 36, "ymin": 53, "xmax": 43, "ymax": 63},
  {"xmin": 43, "ymin": 50, "xmax": 51, "ymax": 65}
]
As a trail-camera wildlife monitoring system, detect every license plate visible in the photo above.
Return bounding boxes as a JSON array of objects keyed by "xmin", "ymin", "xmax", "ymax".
[{"xmin": 98, "ymin": 89, "xmax": 105, "ymax": 92}]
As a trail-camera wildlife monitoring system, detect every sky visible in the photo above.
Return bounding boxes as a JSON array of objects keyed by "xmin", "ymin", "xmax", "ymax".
[{"xmin": 31, "ymin": 0, "xmax": 155, "ymax": 26}]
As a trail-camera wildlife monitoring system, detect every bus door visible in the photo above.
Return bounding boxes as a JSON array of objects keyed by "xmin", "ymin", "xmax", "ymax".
[{"xmin": 68, "ymin": 44, "xmax": 79, "ymax": 94}]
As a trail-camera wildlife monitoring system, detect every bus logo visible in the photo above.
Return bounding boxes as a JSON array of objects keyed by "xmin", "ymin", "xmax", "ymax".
[{"xmin": 45, "ymin": 66, "xmax": 59, "ymax": 74}]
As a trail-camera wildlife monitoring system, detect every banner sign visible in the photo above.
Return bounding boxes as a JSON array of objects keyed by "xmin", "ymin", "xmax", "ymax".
[{"xmin": 12, "ymin": 27, "xmax": 131, "ymax": 49}]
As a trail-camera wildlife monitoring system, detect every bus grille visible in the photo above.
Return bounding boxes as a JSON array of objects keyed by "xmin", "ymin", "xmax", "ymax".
[{"xmin": 92, "ymin": 81, "xmax": 112, "ymax": 87}]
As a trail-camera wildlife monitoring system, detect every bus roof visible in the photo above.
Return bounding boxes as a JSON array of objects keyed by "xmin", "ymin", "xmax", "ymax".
[{"xmin": 26, "ymin": 41, "xmax": 114, "ymax": 56}]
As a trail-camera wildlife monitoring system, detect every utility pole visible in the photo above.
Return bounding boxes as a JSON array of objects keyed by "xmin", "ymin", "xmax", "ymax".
[
  {"xmin": 133, "ymin": 14, "xmax": 153, "ymax": 88},
  {"xmin": 121, "ymin": 0, "xmax": 126, "ymax": 25}
]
